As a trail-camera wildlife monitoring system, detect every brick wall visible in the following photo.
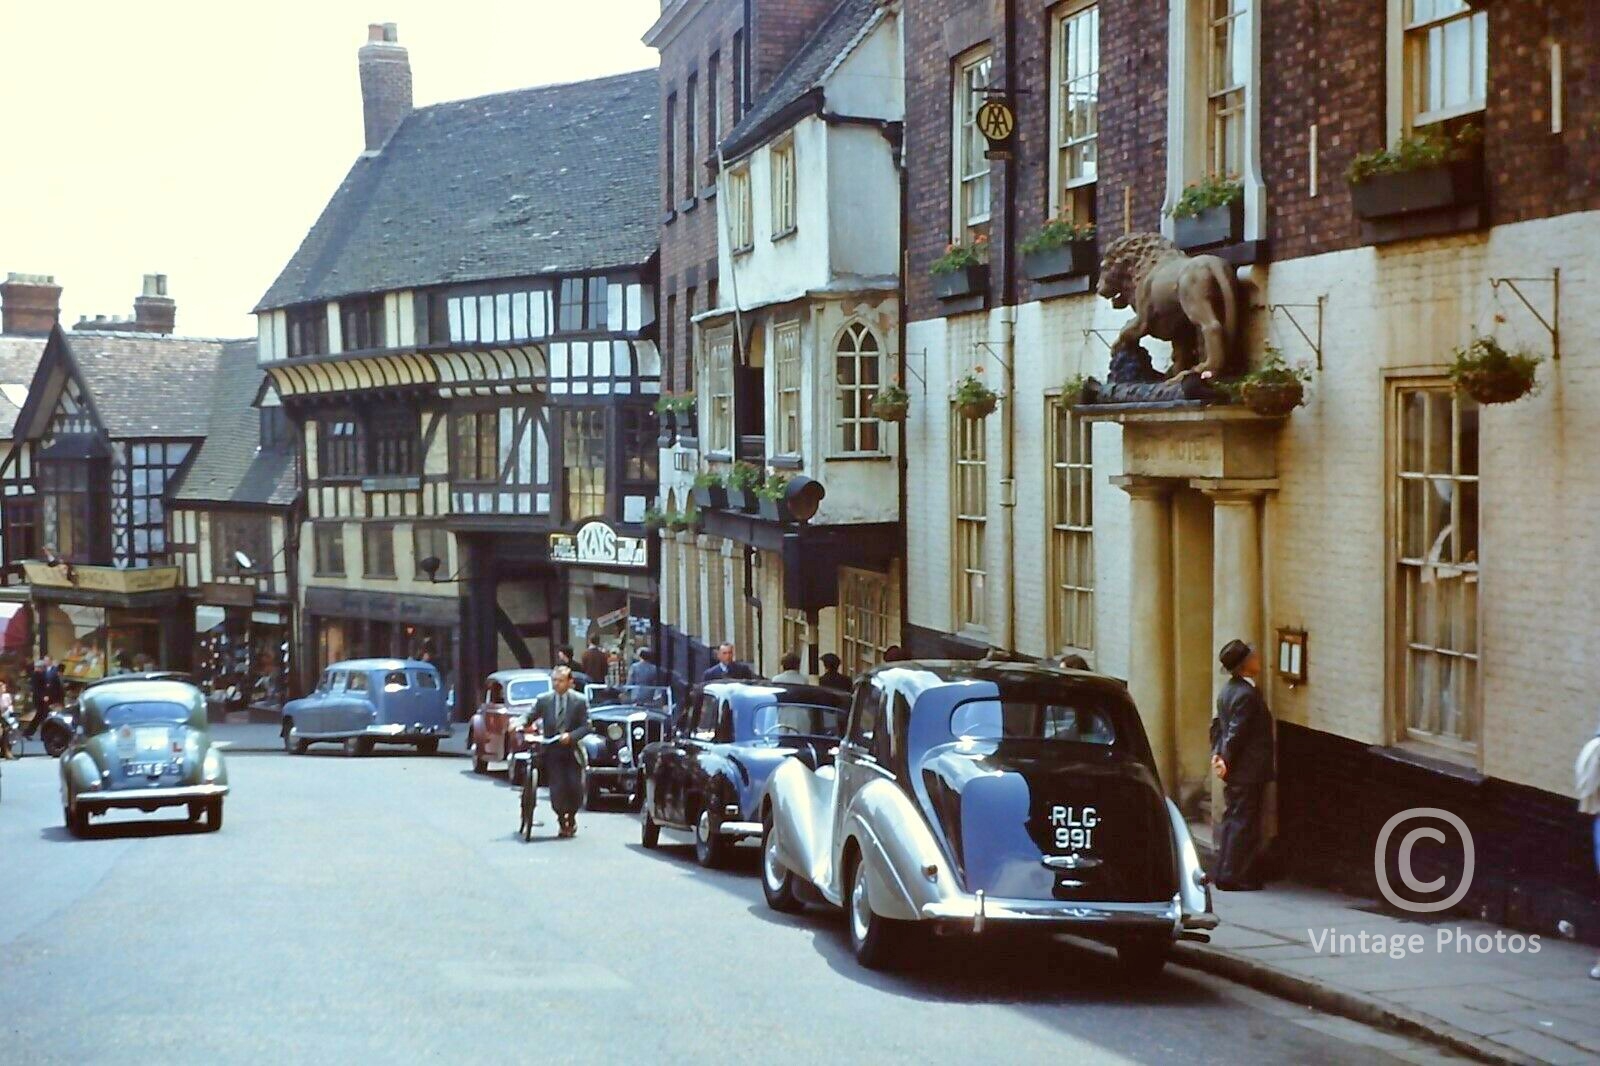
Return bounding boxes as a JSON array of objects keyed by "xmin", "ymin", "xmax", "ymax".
[{"xmin": 653, "ymin": 0, "xmax": 839, "ymax": 394}]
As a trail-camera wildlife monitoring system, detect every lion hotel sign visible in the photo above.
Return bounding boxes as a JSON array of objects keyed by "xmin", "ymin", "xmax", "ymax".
[{"xmin": 549, "ymin": 521, "xmax": 648, "ymax": 569}]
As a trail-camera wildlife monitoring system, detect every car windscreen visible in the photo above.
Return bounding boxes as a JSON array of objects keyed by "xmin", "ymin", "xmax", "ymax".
[
  {"xmin": 507, "ymin": 679, "xmax": 550, "ymax": 702},
  {"xmin": 103, "ymin": 701, "xmax": 190, "ymax": 728},
  {"xmin": 949, "ymin": 699, "xmax": 1118, "ymax": 746},
  {"xmin": 751, "ymin": 702, "xmax": 847, "ymax": 739},
  {"xmin": 615, "ymin": 685, "xmax": 671, "ymax": 709}
]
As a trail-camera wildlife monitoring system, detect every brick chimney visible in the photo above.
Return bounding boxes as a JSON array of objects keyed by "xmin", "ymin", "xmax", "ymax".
[
  {"xmin": 133, "ymin": 273, "xmax": 175, "ymax": 334},
  {"xmin": 0, "ymin": 273, "xmax": 62, "ymax": 336},
  {"xmin": 358, "ymin": 22, "xmax": 411, "ymax": 153}
]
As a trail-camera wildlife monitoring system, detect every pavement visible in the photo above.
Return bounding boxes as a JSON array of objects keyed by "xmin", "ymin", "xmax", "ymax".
[
  {"xmin": 1174, "ymin": 880, "xmax": 1600, "ymax": 1066},
  {"xmin": 0, "ymin": 736, "xmax": 1466, "ymax": 1066}
]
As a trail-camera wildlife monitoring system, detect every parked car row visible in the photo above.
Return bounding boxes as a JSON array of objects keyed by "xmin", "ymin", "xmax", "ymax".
[{"xmin": 633, "ymin": 661, "xmax": 1218, "ymax": 976}]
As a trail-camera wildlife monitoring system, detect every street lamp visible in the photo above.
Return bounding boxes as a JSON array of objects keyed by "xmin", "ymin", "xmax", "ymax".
[{"xmin": 418, "ymin": 555, "xmax": 466, "ymax": 584}]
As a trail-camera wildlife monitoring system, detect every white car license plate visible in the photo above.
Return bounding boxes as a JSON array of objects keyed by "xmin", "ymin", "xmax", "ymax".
[
  {"xmin": 1048, "ymin": 804, "xmax": 1100, "ymax": 851},
  {"xmin": 125, "ymin": 761, "xmax": 166, "ymax": 777}
]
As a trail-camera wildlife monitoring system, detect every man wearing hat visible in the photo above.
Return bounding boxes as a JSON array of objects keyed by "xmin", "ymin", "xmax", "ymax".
[{"xmin": 1211, "ymin": 638, "xmax": 1276, "ymax": 891}]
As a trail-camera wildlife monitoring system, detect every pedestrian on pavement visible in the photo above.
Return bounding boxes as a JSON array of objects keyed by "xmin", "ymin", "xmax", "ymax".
[
  {"xmin": 26, "ymin": 657, "xmax": 61, "ymax": 737},
  {"xmin": 581, "ymin": 633, "xmax": 610, "ymax": 689},
  {"xmin": 771, "ymin": 653, "xmax": 807, "ymax": 684},
  {"xmin": 0, "ymin": 680, "xmax": 17, "ymax": 760},
  {"xmin": 1574, "ymin": 720, "xmax": 1600, "ymax": 978},
  {"xmin": 627, "ymin": 647, "xmax": 669, "ymax": 687},
  {"xmin": 817, "ymin": 653, "xmax": 851, "ymax": 693},
  {"xmin": 1211, "ymin": 638, "xmax": 1275, "ymax": 891},
  {"xmin": 556, "ymin": 646, "xmax": 591, "ymax": 688},
  {"xmin": 530, "ymin": 666, "xmax": 592, "ymax": 838},
  {"xmin": 702, "ymin": 642, "xmax": 755, "ymax": 683}
]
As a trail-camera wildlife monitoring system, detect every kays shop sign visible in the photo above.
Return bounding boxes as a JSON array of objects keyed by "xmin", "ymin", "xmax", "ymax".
[{"xmin": 550, "ymin": 521, "xmax": 647, "ymax": 569}]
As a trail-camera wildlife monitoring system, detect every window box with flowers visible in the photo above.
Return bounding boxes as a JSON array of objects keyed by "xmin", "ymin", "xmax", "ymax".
[
  {"xmin": 1450, "ymin": 336, "xmax": 1540, "ymax": 405},
  {"xmin": 1022, "ymin": 219, "xmax": 1097, "ymax": 282},
  {"xmin": 654, "ymin": 394, "xmax": 696, "ymax": 442},
  {"xmin": 1168, "ymin": 175, "xmax": 1243, "ymax": 252},
  {"xmin": 691, "ymin": 470, "xmax": 727, "ymax": 511},
  {"xmin": 1347, "ymin": 126, "xmax": 1483, "ymax": 227},
  {"xmin": 929, "ymin": 236, "xmax": 989, "ymax": 300},
  {"xmin": 724, "ymin": 462, "xmax": 764, "ymax": 512},
  {"xmin": 755, "ymin": 473, "xmax": 793, "ymax": 523},
  {"xmin": 955, "ymin": 371, "xmax": 998, "ymax": 420}
]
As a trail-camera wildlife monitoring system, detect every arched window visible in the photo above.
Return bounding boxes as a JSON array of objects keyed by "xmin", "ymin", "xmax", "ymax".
[{"xmin": 835, "ymin": 322, "xmax": 882, "ymax": 454}]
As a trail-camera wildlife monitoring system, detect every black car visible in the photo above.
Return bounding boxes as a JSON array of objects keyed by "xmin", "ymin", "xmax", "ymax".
[
  {"xmin": 638, "ymin": 681, "xmax": 850, "ymax": 867},
  {"xmin": 578, "ymin": 685, "xmax": 677, "ymax": 810}
]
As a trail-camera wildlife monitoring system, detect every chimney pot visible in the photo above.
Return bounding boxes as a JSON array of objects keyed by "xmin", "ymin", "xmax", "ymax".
[
  {"xmin": 358, "ymin": 21, "xmax": 412, "ymax": 152},
  {"xmin": 133, "ymin": 273, "xmax": 176, "ymax": 335},
  {"xmin": 1, "ymin": 272, "xmax": 63, "ymax": 336}
]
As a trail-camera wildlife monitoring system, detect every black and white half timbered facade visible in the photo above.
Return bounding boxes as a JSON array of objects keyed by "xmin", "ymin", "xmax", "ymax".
[
  {"xmin": 1, "ymin": 328, "xmax": 230, "ymax": 680},
  {"xmin": 255, "ymin": 30, "xmax": 659, "ymax": 707}
]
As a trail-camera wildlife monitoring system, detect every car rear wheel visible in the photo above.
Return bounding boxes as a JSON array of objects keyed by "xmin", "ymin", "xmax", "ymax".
[
  {"xmin": 640, "ymin": 803, "xmax": 660, "ymax": 849},
  {"xmin": 283, "ymin": 723, "xmax": 308, "ymax": 755},
  {"xmin": 471, "ymin": 741, "xmax": 487, "ymax": 774},
  {"xmin": 694, "ymin": 807, "xmax": 728, "ymax": 869},
  {"xmin": 65, "ymin": 803, "xmax": 88, "ymax": 838},
  {"xmin": 761, "ymin": 821, "xmax": 803, "ymax": 913},
  {"xmin": 1116, "ymin": 935, "xmax": 1170, "ymax": 981},
  {"xmin": 42, "ymin": 720, "xmax": 70, "ymax": 758},
  {"xmin": 848, "ymin": 855, "xmax": 908, "ymax": 970},
  {"xmin": 206, "ymin": 799, "xmax": 224, "ymax": 832}
]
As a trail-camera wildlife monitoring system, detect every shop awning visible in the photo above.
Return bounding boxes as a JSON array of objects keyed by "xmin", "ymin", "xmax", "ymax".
[{"xmin": 0, "ymin": 601, "xmax": 30, "ymax": 653}]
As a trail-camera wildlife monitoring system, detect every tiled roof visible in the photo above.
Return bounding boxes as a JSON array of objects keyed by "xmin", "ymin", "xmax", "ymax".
[
  {"xmin": 721, "ymin": 0, "xmax": 883, "ymax": 158},
  {"xmin": 256, "ymin": 68, "xmax": 659, "ymax": 312},
  {"xmin": 0, "ymin": 336, "xmax": 46, "ymax": 440},
  {"xmin": 172, "ymin": 340, "xmax": 297, "ymax": 507},
  {"xmin": 61, "ymin": 331, "xmax": 232, "ymax": 439}
]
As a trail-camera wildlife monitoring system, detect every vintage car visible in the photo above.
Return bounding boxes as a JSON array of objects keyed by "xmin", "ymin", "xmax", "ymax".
[
  {"xmin": 577, "ymin": 684, "xmax": 676, "ymax": 810},
  {"xmin": 759, "ymin": 662, "xmax": 1216, "ymax": 973},
  {"xmin": 281, "ymin": 659, "xmax": 452, "ymax": 756},
  {"xmin": 640, "ymin": 682, "xmax": 850, "ymax": 867},
  {"xmin": 468, "ymin": 669, "xmax": 552, "ymax": 776},
  {"xmin": 59, "ymin": 674, "xmax": 229, "ymax": 835}
]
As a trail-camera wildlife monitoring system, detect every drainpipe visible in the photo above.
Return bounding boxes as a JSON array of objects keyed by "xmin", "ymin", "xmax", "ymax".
[
  {"xmin": 894, "ymin": 123, "xmax": 910, "ymax": 651},
  {"xmin": 999, "ymin": 0, "xmax": 1020, "ymax": 655}
]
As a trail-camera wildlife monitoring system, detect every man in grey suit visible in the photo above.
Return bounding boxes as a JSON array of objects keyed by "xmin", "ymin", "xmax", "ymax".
[
  {"xmin": 1211, "ymin": 639, "xmax": 1276, "ymax": 890},
  {"xmin": 531, "ymin": 666, "xmax": 592, "ymax": 838}
]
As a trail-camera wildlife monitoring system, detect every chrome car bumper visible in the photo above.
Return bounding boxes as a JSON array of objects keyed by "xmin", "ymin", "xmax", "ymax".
[
  {"xmin": 76, "ymin": 784, "xmax": 229, "ymax": 810},
  {"xmin": 363, "ymin": 723, "xmax": 452, "ymax": 739},
  {"xmin": 585, "ymin": 766, "xmax": 642, "ymax": 788},
  {"xmin": 920, "ymin": 893, "xmax": 1218, "ymax": 936}
]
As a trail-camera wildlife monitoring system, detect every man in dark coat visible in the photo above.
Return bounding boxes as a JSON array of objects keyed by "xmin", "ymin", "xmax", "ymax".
[
  {"xmin": 626, "ymin": 647, "xmax": 669, "ymax": 687},
  {"xmin": 530, "ymin": 667, "xmax": 592, "ymax": 838},
  {"xmin": 1211, "ymin": 639, "xmax": 1276, "ymax": 891},
  {"xmin": 581, "ymin": 633, "xmax": 610, "ymax": 690},
  {"xmin": 26, "ymin": 657, "xmax": 62, "ymax": 737},
  {"xmin": 702, "ymin": 642, "xmax": 755, "ymax": 683},
  {"xmin": 816, "ymin": 653, "xmax": 852, "ymax": 693}
]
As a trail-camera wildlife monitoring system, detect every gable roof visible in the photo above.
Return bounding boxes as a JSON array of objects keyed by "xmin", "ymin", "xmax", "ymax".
[
  {"xmin": 15, "ymin": 328, "xmax": 237, "ymax": 443},
  {"xmin": 0, "ymin": 336, "xmax": 47, "ymax": 440},
  {"xmin": 256, "ymin": 68, "xmax": 659, "ymax": 312},
  {"xmin": 171, "ymin": 340, "xmax": 297, "ymax": 508},
  {"xmin": 720, "ymin": 0, "xmax": 884, "ymax": 159}
]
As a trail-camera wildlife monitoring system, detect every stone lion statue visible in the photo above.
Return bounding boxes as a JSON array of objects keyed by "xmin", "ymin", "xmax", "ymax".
[{"xmin": 1097, "ymin": 233, "xmax": 1241, "ymax": 379}]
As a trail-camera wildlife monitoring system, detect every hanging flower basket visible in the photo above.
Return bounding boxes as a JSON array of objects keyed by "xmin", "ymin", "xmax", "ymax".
[
  {"xmin": 872, "ymin": 384, "xmax": 909, "ymax": 423},
  {"xmin": 1060, "ymin": 374, "xmax": 1090, "ymax": 408},
  {"xmin": 1240, "ymin": 380, "xmax": 1304, "ymax": 416},
  {"xmin": 954, "ymin": 372, "xmax": 997, "ymax": 420},
  {"xmin": 958, "ymin": 394, "xmax": 997, "ymax": 420},
  {"xmin": 1450, "ymin": 336, "xmax": 1540, "ymax": 405}
]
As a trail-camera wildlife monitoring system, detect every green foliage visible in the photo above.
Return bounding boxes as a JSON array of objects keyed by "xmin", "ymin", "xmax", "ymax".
[
  {"xmin": 726, "ymin": 462, "xmax": 764, "ymax": 492},
  {"xmin": 1346, "ymin": 125, "xmax": 1481, "ymax": 185},
  {"xmin": 1167, "ymin": 174, "xmax": 1243, "ymax": 220},
  {"xmin": 1060, "ymin": 373, "xmax": 1091, "ymax": 404},
  {"xmin": 692, "ymin": 470, "xmax": 725, "ymax": 489},
  {"xmin": 929, "ymin": 234, "xmax": 990, "ymax": 276},
  {"xmin": 664, "ymin": 508, "xmax": 692, "ymax": 532},
  {"xmin": 1238, "ymin": 349, "xmax": 1312, "ymax": 388},
  {"xmin": 954, "ymin": 372, "xmax": 996, "ymax": 407},
  {"xmin": 1449, "ymin": 335, "xmax": 1541, "ymax": 396},
  {"xmin": 654, "ymin": 394, "xmax": 696, "ymax": 415},
  {"xmin": 755, "ymin": 473, "xmax": 790, "ymax": 502},
  {"xmin": 1020, "ymin": 216, "xmax": 1096, "ymax": 256},
  {"xmin": 642, "ymin": 507, "xmax": 665, "ymax": 529}
]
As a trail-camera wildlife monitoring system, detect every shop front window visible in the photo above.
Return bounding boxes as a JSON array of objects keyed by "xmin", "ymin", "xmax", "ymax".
[{"xmin": 42, "ymin": 604, "xmax": 161, "ymax": 682}]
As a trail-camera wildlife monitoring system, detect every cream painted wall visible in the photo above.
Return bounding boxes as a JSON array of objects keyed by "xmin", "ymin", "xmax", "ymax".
[{"xmin": 824, "ymin": 124, "xmax": 901, "ymax": 281}]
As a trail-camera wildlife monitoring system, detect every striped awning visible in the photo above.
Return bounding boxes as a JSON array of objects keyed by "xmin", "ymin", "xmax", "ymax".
[{"xmin": 266, "ymin": 347, "xmax": 547, "ymax": 400}]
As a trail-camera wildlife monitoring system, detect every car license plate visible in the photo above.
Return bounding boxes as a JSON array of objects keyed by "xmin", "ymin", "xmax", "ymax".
[
  {"xmin": 1048, "ymin": 804, "xmax": 1100, "ymax": 851},
  {"xmin": 125, "ymin": 761, "xmax": 166, "ymax": 776}
]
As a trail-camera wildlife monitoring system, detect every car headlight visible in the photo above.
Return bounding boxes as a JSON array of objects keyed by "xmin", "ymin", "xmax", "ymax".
[
  {"xmin": 202, "ymin": 747, "xmax": 223, "ymax": 782},
  {"xmin": 632, "ymin": 726, "xmax": 645, "ymax": 741},
  {"xmin": 618, "ymin": 746, "xmax": 633, "ymax": 764},
  {"xmin": 607, "ymin": 723, "xmax": 623, "ymax": 742}
]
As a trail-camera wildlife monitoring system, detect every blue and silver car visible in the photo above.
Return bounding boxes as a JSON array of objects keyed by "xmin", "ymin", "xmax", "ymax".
[
  {"xmin": 281, "ymin": 659, "xmax": 451, "ymax": 756},
  {"xmin": 59, "ymin": 674, "xmax": 229, "ymax": 835}
]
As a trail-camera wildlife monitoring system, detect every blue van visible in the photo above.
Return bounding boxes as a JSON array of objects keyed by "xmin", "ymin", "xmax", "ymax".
[{"xmin": 281, "ymin": 659, "xmax": 452, "ymax": 756}]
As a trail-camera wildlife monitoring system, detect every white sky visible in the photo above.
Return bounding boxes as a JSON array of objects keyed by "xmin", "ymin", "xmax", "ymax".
[{"xmin": 0, "ymin": 1, "xmax": 660, "ymax": 339}]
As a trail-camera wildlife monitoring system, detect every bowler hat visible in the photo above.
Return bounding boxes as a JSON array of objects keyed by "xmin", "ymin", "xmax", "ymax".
[{"xmin": 1218, "ymin": 639, "xmax": 1252, "ymax": 672}]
